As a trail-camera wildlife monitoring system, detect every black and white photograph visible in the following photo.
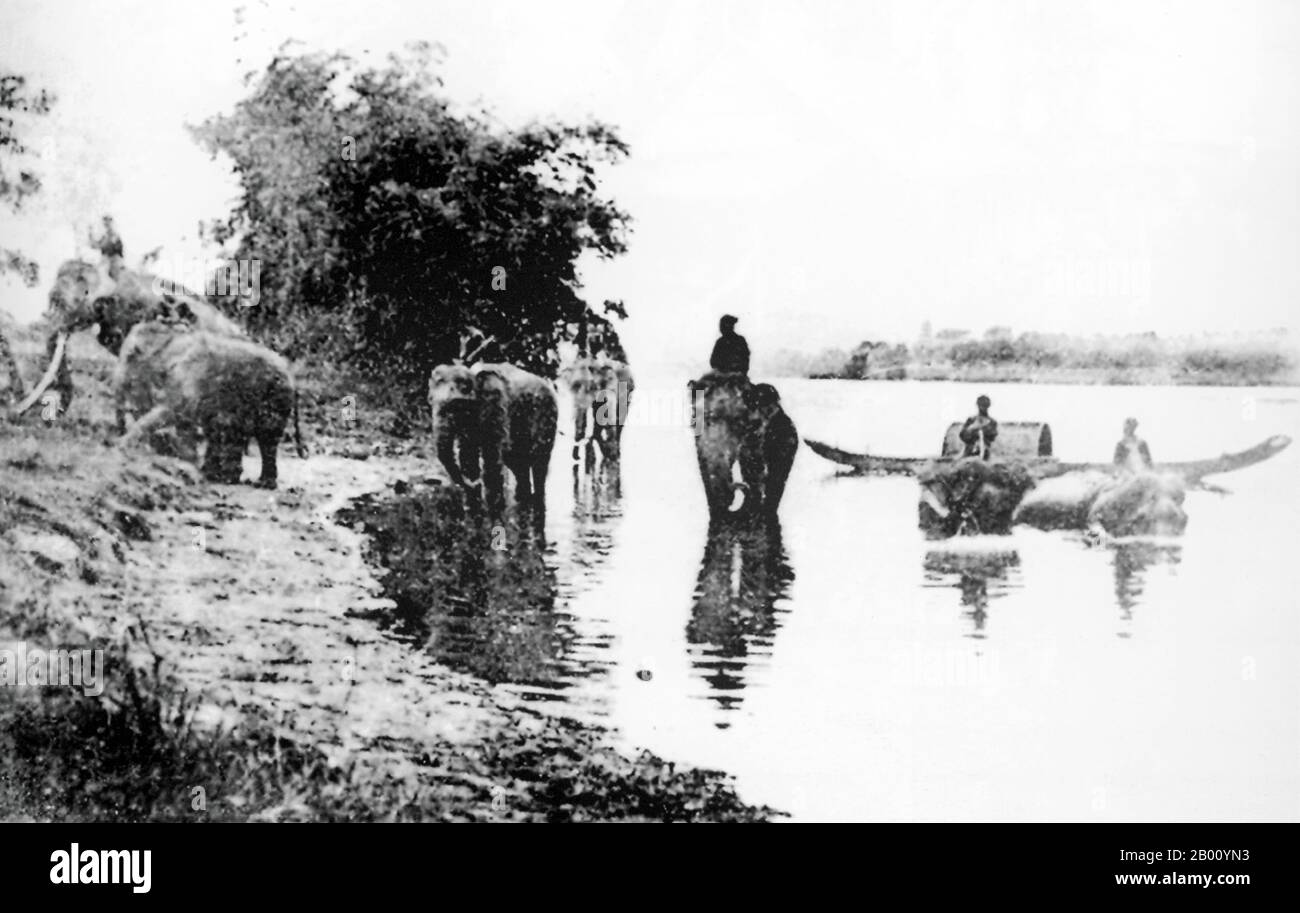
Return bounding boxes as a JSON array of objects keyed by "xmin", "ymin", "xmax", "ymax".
[{"xmin": 0, "ymin": 0, "xmax": 1296, "ymax": 867}]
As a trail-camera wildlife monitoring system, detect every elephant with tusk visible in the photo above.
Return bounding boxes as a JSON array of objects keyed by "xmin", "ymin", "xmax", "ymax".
[
  {"xmin": 428, "ymin": 362, "xmax": 559, "ymax": 520},
  {"xmin": 917, "ymin": 459, "xmax": 1189, "ymax": 540},
  {"xmin": 12, "ymin": 258, "xmax": 246, "ymax": 419},
  {"xmin": 115, "ymin": 320, "xmax": 304, "ymax": 488},
  {"xmin": 689, "ymin": 372, "xmax": 798, "ymax": 523}
]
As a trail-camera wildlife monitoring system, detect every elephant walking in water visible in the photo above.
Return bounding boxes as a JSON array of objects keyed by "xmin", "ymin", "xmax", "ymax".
[
  {"xmin": 115, "ymin": 321, "xmax": 304, "ymax": 488},
  {"xmin": 689, "ymin": 372, "xmax": 798, "ymax": 522},
  {"xmin": 429, "ymin": 362, "xmax": 559, "ymax": 520},
  {"xmin": 562, "ymin": 356, "xmax": 634, "ymax": 463},
  {"xmin": 13, "ymin": 258, "xmax": 246, "ymax": 418}
]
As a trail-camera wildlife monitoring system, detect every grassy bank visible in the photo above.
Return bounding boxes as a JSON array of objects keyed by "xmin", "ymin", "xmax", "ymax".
[{"xmin": 0, "ymin": 323, "xmax": 776, "ymax": 822}]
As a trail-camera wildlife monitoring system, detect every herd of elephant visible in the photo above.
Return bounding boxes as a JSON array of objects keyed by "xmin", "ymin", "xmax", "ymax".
[
  {"xmin": 8, "ymin": 257, "xmax": 800, "ymax": 527},
  {"xmin": 5, "ymin": 257, "xmax": 1206, "ymax": 541}
]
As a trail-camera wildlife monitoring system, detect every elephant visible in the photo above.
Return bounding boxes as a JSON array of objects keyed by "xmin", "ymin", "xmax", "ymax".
[
  {"xmin": 428, "ymin": 362, "xmax": 559, "ymax": 519},
  {"xmin": 916, "ymin": 459, "xmax": 1036, "ymax": 538},
  {"xmin": 917, "ymin": 459, "xmax": 1189, "ymax": 539},
  {"xmin": 115, "ymin": 321, "xmax": 303, "ymax": 488},
  {"xmin": 561, "ymin": 356, "xmax": 634, "ymax": 462},
  {"xmin": 13, "ymin": 258, "xmax": 245, "ymax": 418},
  {"xmin": 688, "ymin": 372, "xmax": 797, "ymax": 522},
  {"xmin": 1014, "ymin": 469, "xmax": 1188, "ymax": 538}
]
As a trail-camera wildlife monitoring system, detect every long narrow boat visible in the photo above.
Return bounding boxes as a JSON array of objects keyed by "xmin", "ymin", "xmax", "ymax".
[{"xmin": 804, "ymin": 433, "xmax": 1292, "ymax": 483}]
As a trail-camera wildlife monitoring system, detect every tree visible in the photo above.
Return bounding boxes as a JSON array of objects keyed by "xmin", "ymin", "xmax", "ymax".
[
  {"xmin": 190, "ymin": 45, "xmax": 630, "ymax": 390},
  {"xmin": 0, "ymin": 72, "xmax": 54, "ymax": 286}
]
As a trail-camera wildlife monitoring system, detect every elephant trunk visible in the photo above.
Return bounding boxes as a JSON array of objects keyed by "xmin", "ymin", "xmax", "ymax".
[{"xmin": 435, "ymin": 415, "xmax": 466, "ymax": 486}]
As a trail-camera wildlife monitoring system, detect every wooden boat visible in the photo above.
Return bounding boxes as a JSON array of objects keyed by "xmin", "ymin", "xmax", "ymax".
[{"xmin": 805, "ymin": 426, "xmax": 1291, "ymax": 484}]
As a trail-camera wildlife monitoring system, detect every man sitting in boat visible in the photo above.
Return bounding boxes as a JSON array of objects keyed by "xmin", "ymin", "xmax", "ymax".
[
  {"xmin": 710, "ymin": 314, "xmax": 750, "ymax": 375},
  {"xmin": 959, "ymin": 395, "xmax": 998, "ymax": 459},
  {"xmin": 1113, "ymin": 417, "xmax": 1153, "ymax": 474}
]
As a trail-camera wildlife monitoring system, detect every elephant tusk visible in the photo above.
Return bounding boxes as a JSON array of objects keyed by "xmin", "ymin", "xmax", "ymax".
[
  {"xmin": 726, "ymin": 481, "xmax": 747, "ymax": 513},
  {"xmin": 12, "ymin": 332, "xmax": 67, "ymax": 417},
  {"xmin": 919, "ymin": 486, "xmax": 950, "ymax": 519}
]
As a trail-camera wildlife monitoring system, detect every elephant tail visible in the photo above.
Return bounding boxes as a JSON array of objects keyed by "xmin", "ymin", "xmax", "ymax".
[{"xmin": 293, "ymin": 387, "xmax": 307, "ymax": 458}]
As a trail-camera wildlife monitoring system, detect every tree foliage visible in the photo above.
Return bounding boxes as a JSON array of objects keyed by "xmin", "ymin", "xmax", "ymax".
[
  {"xmin": 0, "ymin": 72, "xmax": 55, "ymax": 286},
  {"xmin": 190, "ymin": 45, "xmax": 631, "ymax": 387}
]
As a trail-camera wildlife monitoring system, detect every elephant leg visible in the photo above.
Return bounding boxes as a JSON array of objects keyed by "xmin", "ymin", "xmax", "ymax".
[
  {"xmin": 459, "ymin": 437, "xmax": 481, "ymax": 485},
  {"xmin": 530, "ymin": 458, "xmax": 549, "ymax": 535},
  {"xmin": 509, "ymin": 459, "xmax": 533, "ymax": 507},
  {"xmin": 738, "ymin": 438, "xmax": 767, "ymax": 517},
  {"xmin": 255, "ymin": 430, "xmax": 281, "ymax": 489},
  {"xmin": 201, "ymin": 423, "xmax": 242, "ymax": 484},
  {"xmin": 696, "ymin": 446, "xmax": 733, "ymax": 517},
  {"xmin": 532, "ymin": 457, "xmax": 549, "ymax": 511},
  {"xmin": 480, "ymin": 445, "xmax": 506, "ymax": 517},
  {"xmin": 200, "ymin": 427, "xmax": 225, "ymax": 482},
  {"xmin": 572, "ymin": 405, "xmax": 589, "ymax": 461},
  {"xmin": 174, "ymin": 419, "xmax": 201, "ymax": 465}
]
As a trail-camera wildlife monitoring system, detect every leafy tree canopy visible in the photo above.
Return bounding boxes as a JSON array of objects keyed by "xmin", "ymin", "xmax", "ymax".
[
  {"xmin": 191, "ymin": 43, "xmax": 631, "ymax": 386},
  {"xmin": 1, "ymin": 72, "xmax": 55, "ymax": 287}
]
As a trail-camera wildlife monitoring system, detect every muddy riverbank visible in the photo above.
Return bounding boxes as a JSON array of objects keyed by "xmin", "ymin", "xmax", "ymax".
[{"xmin": 0, "ymin": 340, "xmax": 776, "ymax": 820}]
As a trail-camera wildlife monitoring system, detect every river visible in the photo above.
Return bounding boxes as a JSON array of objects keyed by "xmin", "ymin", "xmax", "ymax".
[{"xmin": 420, "ymin": 376, "xmax": 1300, "ymax": 822}]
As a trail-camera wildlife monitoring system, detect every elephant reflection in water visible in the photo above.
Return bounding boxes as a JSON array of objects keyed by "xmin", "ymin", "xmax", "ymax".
[
  {"xmin": 1112, "ymin": 541, "xmax": 1181, "ymax": 637},
  {"xmin": 922, "ymin": 550, "xmax": 1022, "ymax": 636},
  {"xmin": 351, "ymin": 485, "xmax": 574, "ymax": 690},
  {"xmin": 687, "ymin": 521, "xmax": 795, "ymax": 727}
]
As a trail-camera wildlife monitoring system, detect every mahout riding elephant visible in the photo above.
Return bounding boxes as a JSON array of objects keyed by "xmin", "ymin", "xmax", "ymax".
[
  {"xmin": 428, "ymin": 362, "xmax": 559, "ymax": 519},
  {"xmin": 14, "ymin": 258, "xmax": 245, "ymax": 417},
  {"xmin": 1014, "ymin": 469, "xmax": 1187, "ymax": 537},
  {"xmin": 115, "ymin": 321, "xmax": 303, "ymax": 488},
  {"xmin": 688, "ymin": 372, "xmax": 798, "ymax": 522},
  {"xmin": 561, "ymin": 356, "xmax": 634, "ymax": 463}
]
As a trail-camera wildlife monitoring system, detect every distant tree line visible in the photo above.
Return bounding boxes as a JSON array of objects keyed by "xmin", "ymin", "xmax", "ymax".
[{"xmin": 765, "ymin": 327, "xmax": 1297, "ymax": 385}]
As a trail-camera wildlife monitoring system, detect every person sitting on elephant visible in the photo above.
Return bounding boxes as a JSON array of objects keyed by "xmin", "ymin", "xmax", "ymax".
[
  {"xmin": 1113, "ymin": 417, "xmax": 1153, "ymax": 474},
  {"xmin": 90, "ymin": 215, "xmax": 125, "ymax": 281},
  {"xmin": 959, "ymin": 395, "xmax": 998, "ymax": 459},
  {"xmin": 710, "ymin": 314, "xmax": 750, "ymax": 375}
]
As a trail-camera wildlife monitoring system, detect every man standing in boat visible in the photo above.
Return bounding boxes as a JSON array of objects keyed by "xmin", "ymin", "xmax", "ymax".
[
  {"xmin": 1113, "ymin": 417, "xmax": 1153, "ymax": 473},
  {"xmin": 710, "ymin": 314, "xmax": 750, "ymax": 375},
  {"xmin": 959, "ymin": 395, "xmax": 998, "ymax": 459}
]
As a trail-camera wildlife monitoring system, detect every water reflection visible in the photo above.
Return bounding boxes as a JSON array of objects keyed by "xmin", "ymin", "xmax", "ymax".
[
  {"xmin": 1111, "ymin": 541, "xmax": 1182, "ymax": 638},
  {"xmin": 687, "ymin": 521, "xmax": 795, "ymax": 728},
  {"xmin": 922, "ymin": 549, "xmax": 1023, "ymax": 638}
]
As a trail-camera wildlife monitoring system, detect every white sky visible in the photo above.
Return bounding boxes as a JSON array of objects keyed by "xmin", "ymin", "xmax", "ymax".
[{"xmin": 1, "ymin": 0, "xmax": 1298, "ymax": 367}]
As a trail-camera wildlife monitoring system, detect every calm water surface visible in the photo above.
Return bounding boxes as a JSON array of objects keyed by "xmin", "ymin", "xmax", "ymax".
[{"xmin": 431, "ymin": 377, "xmax": 1300, "ymax": 821}]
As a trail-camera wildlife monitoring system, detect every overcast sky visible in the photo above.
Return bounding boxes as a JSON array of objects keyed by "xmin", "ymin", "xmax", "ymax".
[{"xmin": 2, "ymin": 0, "xmax": 1297, "ymax": 367}]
